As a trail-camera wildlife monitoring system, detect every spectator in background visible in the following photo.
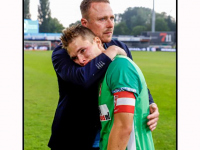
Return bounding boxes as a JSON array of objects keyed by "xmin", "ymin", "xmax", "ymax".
[{"xmin": 48, "ymin": 0, "xmax": 159, "ymax": 149}]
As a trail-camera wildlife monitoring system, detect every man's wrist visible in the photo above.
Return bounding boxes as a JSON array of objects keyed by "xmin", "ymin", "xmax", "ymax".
[{"xmin": 150, "ymin": 103, "xmax": 157, "ymax": 106}]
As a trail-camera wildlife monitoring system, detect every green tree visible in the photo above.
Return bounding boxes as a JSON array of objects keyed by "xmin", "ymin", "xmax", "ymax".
[
  {"xmin": 114, "ymin": 14, "xmax": 122, "ymax": 24},
  {"xmin": 152, "ymin": 12, "xmax": 176, "ymax": 31},
  {"xmin": 113, "ymin": 7, "xmax": 176, "ymax": 34},
  {"xmin": 24, "ymin": 0, "xmax": 31, "ymax": 19},
  {"xmin": 49, "ymin": 17, "xmax": 65, "ymax": 33},
  {"xmin": 132, "ymin": 26, "xmax": 147, "ymax": 36},
  {"xmin": 37, "ymin": 0, "xmax": 65, "ymax": 33},
  {"xmin": 121, "ymin": 7, "xmax": 152, "ymax": 32},
  {"xmin": 155, "ymin": 18, "xmax": 170, "ymax": 31},
  {"xmin": 38, "ymin": 0, "xmax": 51, "ymax": 32},
  {"xmin": 114, "ymin": 22, "xmax": 130, "ymax": 35},
  {"xmin": 165, "ymin": 16, "xmax": 176, "ymax": 31},
  {"xmin": 156, "ymin": 12, "xmax": 168, "ymax": 20}
]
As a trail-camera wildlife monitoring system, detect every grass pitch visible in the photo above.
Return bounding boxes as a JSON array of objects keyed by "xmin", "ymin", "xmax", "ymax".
[{"xmin": 24, "ymin": 51, "xmax": 176, "ymax": 150}]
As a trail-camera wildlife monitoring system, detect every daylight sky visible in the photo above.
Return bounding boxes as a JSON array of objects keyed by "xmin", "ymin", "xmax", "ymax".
[{"xmin": 29, "ymin": 0, "xmax": 176, "ymax": 27}]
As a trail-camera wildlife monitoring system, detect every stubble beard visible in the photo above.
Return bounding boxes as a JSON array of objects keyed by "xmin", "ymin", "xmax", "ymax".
[{"xmin": 101, "ymin": 34, "xmax": 113, "ymax": 44}]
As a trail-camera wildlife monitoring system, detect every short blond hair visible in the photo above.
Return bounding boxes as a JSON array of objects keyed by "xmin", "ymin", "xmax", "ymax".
[
  {"xmin": 60, "ymin": 24, "xmax": 96, "ymax": 50},
  {"xmin": 80, "ymin": 0, "xmax": 110, "ymax": 19}
]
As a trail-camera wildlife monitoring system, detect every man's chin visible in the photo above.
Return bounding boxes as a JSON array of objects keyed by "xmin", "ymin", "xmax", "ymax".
[{"xmin": 102, "ymin": 37, "xmax": 112, "ymax": 43}]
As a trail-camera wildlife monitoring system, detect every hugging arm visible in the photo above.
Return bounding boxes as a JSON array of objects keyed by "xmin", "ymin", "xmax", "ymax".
[{"xmin": 52, "ymin": 44, "xmax": 126, "ymax": 88}]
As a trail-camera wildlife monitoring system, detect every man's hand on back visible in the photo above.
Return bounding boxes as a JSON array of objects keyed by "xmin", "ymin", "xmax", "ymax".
[{"xmin": 147, "ymin": 103, "xmax": 159, "ymax": 131}]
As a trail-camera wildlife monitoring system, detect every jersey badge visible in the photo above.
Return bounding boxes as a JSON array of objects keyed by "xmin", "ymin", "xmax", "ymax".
[{"xmin": 99, "ymin": 104, "xmax": 111, "ymax": 121}]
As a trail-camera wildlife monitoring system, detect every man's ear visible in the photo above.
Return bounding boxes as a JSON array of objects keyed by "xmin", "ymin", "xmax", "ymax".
[{"xmin": 81, "ymin": 18, "xmax": 88, "ymax": 27}]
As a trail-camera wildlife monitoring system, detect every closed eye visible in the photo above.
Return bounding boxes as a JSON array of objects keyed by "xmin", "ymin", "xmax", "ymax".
[{"xmin": 71, "ymin": 56, "xmax": 78, "ymax": 61}]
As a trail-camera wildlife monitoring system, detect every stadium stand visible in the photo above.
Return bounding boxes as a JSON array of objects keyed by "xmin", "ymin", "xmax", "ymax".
[{"xmin": 24, "ymin": 19, "xmax": 176, "ymax": 51}]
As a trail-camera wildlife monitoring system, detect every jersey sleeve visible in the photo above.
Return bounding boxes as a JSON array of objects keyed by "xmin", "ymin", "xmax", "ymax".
[
  {"xmin": 105, "ymin": 40, "xmax": 155, "ymax": 104},
  {"xmin": 106, "ymin": 56, "xmax": 141, "ymax": 97},
  {"xmin": 113, "ymin": 91, "xmax": 136, "ymax": 114}
]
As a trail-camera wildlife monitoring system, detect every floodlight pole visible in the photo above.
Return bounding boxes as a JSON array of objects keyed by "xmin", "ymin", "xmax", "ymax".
[{"xmin": 152, "ymin": 0, "xmax": 155, "ymax": 32}]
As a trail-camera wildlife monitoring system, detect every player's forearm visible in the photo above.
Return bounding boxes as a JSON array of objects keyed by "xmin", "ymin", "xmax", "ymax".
[
  {"xmin": 52, "ymin": 48, "xmax": 112, "ymax": 88},
  {"xmin": 107, "ymin": 123, "xmax": 132, "ymax": 150}
]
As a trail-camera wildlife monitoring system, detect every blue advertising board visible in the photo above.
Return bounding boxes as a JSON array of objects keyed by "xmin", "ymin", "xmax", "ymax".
[
  {"xmin": 24, "ymin": 19, "xmax": 39, "ymax": 34},
  {"xmin": 24, "ymin": 33, "xmax": 62, "ymax": 40}
]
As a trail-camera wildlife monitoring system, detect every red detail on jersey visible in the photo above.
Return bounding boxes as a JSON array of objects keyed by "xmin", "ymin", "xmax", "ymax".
[
  {"xmin": 100, "ymin": 115, "xmax": 106, "ymax": 121},
  {"xmin": 114, "ymin": 91, "xmax": 135, "ymax": 98},
  {"xmin": 113, "ymin": 91, "xmax": 135, "ymax": 114}
]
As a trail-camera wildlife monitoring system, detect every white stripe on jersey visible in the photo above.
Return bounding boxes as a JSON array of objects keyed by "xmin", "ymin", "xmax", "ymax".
[{"xmin": 116, "ymin": 98, "xmax": 135, "ymax": 106}]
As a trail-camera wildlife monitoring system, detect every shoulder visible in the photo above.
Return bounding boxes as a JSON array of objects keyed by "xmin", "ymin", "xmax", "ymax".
[
  {"xmin": 106, "ymin": 39, "xmax": 127, "ymax": 49},
  {"xmin": 113, "ymin": 55, "xmax": 132, "ymax": 65},
  {"xmin": 52, "ymin": 43, "xmax": 71, "ymax": 62},
  {"xmin": 107, "ymin": 55, "xmax": 133, "ymax": 73},
  {"xmin": 106, "ymin": 39, "xmax": 132, "ymax": 59},
  {"xmin": 52, "ymin": 43, "xmax": 67, "ymax": 55},
  {"xmin": 105, "ymin": 55, "xmax": 140, "ymax": 94},
  {"xmin": 107, "ymin": 55, "xmax": 139, "ymax": 80},
  {"xmin": 52, "ymin": 43, "xmax": 69, "ymax": 57}
]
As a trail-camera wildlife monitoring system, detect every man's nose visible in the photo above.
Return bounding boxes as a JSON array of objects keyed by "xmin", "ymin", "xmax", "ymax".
[{"xmin": 107, "ymin": 19, "xmax": 114, "ymax": 28}]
